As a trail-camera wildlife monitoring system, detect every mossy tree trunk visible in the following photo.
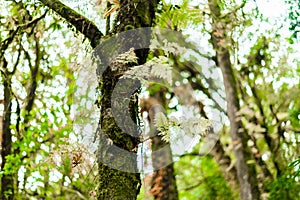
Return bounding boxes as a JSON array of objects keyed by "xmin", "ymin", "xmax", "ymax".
[
  {"xmin": 39, "ymin": 0, "xmax": 159, "ymax": 198},
  {"xmin": 96, "ymin": 1, "xmax": 159, "ymax": 198}
]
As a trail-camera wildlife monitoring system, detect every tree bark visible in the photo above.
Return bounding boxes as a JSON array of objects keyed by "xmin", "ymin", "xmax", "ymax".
[
  {"xmin": 141, "ymin": 88, "xmax": 179, "ymax": 200},
  {"xmin": 208, "ymin": 0, "xmax": 260, "ymax": 199},
  {"xmin": 95, "ymin": 0, "xmax": 159, "ymax": 199},
  {"xmin": 0, "ymin": 59, "xmax": 14, "ymax": 200},
  {"xmin": 39, "ymin": 0, "xmax": 159, "ymax": 198}
]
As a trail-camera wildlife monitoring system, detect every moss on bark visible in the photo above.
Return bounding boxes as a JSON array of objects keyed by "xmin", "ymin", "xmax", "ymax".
[{"xmin": 96, "ymin": 1, "xmax": 159, "ymax": 199}]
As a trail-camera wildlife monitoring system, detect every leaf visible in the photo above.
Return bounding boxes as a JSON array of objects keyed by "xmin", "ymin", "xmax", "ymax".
[{"xmin": 158, "ymin": 130, "xmax": 170, "ymax": 142}]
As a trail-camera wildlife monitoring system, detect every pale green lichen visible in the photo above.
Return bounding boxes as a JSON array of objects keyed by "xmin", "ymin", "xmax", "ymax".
[{"xmin": 110, "ymin": 48, "xmax": 138, "ymax": 72}]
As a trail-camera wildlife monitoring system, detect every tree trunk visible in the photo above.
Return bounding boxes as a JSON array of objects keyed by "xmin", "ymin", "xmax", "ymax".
[
  {"xmin": 141, "ymin": 88, "xmax": 179, "ymax": 200},
  {"xmin": 39, "ymin": 0, "xmax": 159, "ymax": 198},
  {"xmin": 171, "ymin": 51, "xmax": 238, "ymax": 191},
  {"xmin": 208, "ymin": 0, "xmax": 260, "ymax": 199},
  {"xmin": 95, "ymin": 0, "xmax": 159, "ymax": 199},
  {"xmin": 1, "ymin": 59, "xmax": 14, "ymax": 200}
]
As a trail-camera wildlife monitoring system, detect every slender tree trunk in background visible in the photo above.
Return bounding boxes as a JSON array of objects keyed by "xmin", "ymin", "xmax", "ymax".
[
  {"xmin": 151, "ymin": 140, "xmax": 178, "ymax": 200},
  {"xmin": 172, "ymin": 54, "xmax": 238, "ymax": 191},
  {"xmin": 141, "ymin": 88, "xmax": 179, "ymax": 200},
  {"xmin": 0, "ymin": 59, "xmax": 14, "ymax": 200},
  {"xmin": 208, "ymin": 0, "xmax": 260, "ymax": 199},
  {"xmin": 0, "ymin": 5, "xmax": 47, "ymax": 198}
]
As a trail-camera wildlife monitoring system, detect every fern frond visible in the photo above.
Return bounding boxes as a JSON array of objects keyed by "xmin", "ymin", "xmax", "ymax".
[
  {"xmin": 154, "ymin": 113, "xmax": 211, "ymax": 143},
  {"xmin": 122, "ymin": 56, "xmax": 173, "ymax": 85}
]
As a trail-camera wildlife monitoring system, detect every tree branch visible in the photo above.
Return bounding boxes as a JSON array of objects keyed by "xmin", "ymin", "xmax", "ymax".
[{"xmin": 38, "ymin": 0, "xmax": 103, "ymax": 48}]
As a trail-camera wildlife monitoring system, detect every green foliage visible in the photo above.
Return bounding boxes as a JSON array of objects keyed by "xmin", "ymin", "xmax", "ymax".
[
  {"xmin": 286, "ymin": 0, "xmax": 300, "ymax": 39},
  {"xmin": 175, "ymin": 156, "xmax": 236, "ymax": 200},
  {"xmin": 0, "ymin": 0, "xmax": 97, "ymax": 199},
  {"xmin": 289, "ymin": 157, "xmax": 300, "ymax": 178},
  {"xmin": 156, "ymin": 0, "xmax": 204, "ymax": 30},
  {"xmin": 267, "ymin": 172, "xmax": 300, "ymax": 200}
]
